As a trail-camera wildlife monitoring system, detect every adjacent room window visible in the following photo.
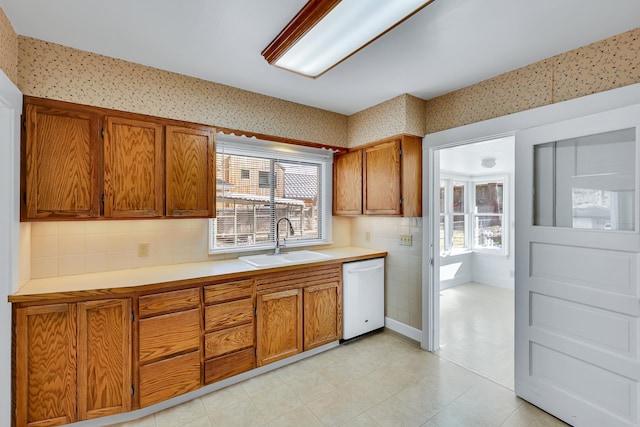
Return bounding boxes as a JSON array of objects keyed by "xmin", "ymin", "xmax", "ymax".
[
  {"xmin": 473, "ymin": 180, "xmax": 505, "ymax": 252},
  {"xmin": 209, "ymin": 134, "xmax": 332, "ymax": 253},
  {"xmin": 440, "ymin": 176, "xmax": 508, "ymax": 255},
  {"xmin": 440, "ymin": 179, "xmax": 470, "ymax": 254}
]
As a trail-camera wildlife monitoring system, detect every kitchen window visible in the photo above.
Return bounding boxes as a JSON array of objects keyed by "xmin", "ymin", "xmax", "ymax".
[{"xmin": 209, "ymin": 134, "xmax": 332, "ymax": 253}]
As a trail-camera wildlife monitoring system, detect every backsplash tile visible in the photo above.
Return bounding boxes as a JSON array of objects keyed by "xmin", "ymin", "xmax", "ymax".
[
  {"xmin": 29, "ymin": 216, "xmax": 351, "ymax": 279},
  {"xmin": 350, "ymin": 216, "xmax": 423, "ymax": 330},
  {"xmin": 30, "ymin": 219, "xmax": 211, "ymax": 279}
]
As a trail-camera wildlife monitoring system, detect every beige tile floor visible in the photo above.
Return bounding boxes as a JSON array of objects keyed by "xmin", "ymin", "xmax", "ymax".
[
  {"xmin": 438, "ymin": 282, "xmax": 515, "ymax": 389},
  {"xmin": 110, "ymin": 331, "xmax": 567, "ymax": 427}
]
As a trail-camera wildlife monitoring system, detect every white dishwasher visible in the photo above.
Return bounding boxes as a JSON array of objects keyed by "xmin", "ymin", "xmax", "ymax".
[{"xmin": 342, "ymin": 257, "xmax": 385, "ymax": 340}]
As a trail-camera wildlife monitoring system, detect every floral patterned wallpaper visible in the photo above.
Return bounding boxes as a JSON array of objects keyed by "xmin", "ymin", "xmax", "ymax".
[
  {"xmin": 17, "ymin": 37, "xmax": 348, "ymax": 147},
  {"xmin": 0, "ymin": 7, "xmax": 18, "ymax": 86},
  {"xmin": 348, "ymin": 93, "xmax": 426, "ymax": 147},
  {"xmin": 425, "ymin": 28, "xmax": 640, "ymax": 134}
]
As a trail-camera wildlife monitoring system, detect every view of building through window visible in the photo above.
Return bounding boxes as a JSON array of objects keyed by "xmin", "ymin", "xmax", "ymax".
[
  {"xmin": 474, "ymin": 182, "xmax": 504, "ymax": 249},
  {"xmin": 213, "ymin": 152, "xmax": 322, "ymax": 250}
]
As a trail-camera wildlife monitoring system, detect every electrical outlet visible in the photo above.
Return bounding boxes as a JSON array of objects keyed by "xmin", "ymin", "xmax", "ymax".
[
  {"xmin": 399, "ymin": 234, "xmax": 412, "ymax": 246},
  {"xmin": 365, "ymin": 231, "xmax": 371, "ymax": 242},
  {"xmin": 138, "ymin": 242, "xmax": 149, "ymax": 257}
]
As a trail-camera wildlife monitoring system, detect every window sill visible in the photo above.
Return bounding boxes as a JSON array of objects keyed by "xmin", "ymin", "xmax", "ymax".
[{"xmin": 440, "ymin": 249, "xmax": 472, "ymax": 258}]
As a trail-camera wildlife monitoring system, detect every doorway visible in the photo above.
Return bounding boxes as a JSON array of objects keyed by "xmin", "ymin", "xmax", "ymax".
[
  {"xmin": 0, "ymin": 70, "xmax": 23, "ymax": 427},
  {"xmin": 434, "ymin": 137, "xmax": 515, "ymax": 388},
  {"xmin": 420, "ymin": 84, "xmax": 640, "ymax": 426}
]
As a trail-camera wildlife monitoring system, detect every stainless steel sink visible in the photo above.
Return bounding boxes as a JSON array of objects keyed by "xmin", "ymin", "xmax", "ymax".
[{"xmin": 239, "ymin": 250, "xmax": 330, "ymax": 267}]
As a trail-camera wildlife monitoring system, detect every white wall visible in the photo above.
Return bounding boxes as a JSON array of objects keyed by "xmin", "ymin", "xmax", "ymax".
[
  {"xmin": 0, "ymin": 70, "xmax": 23, "ymax": 427},
  {"xmin": 440, "ymin": 253, "xmax": 472, "ymax": 289}
]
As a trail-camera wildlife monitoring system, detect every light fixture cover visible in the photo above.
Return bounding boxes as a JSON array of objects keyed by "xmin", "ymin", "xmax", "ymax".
[
  {"xmin": 481, "ymin": 157, "xmax": 496, "ymax": 169},
  {"xmin": 262, "ymin": 0, "xmax": 433, "ymax": 78}
]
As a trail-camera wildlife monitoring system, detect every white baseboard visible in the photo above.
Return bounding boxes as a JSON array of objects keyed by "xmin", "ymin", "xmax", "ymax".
[
  {"xmin": 472, "ymin": 273, "xmax": 514, "ymax": 290},
  {"xmin": 384, "ymin": 317, "xmax": 422, "ymax": 342}
]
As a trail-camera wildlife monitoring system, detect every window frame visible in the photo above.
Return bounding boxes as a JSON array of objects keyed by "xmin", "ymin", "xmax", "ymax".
[
  {"xmin": 471, "ymin": 175, "xmax": 508, "ymax": 255},
  {"xmin": 209, "ymin": 134, "xmax": 333, "ymax": 254},
  {"xmin": 439, "ymin": 173, "xmax": 509, "ymax": 257},
  {"xmin": 440, "ymin": 174, "xmax": 471, "ymax": 255}
]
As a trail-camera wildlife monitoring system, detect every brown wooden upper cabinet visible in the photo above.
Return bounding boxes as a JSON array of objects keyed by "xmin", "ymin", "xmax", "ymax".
[
  {"xmin": 165, "ymin": 125, "xmax": 215, "ymax": 217},
  {"xmin": 103, "ymin": 116, "xmax": 164, "ymax": 218},
  {"xmin": 333, "ymin": 150, "xmax": 362, "ymax": 215},
  {"xmin": 23, "ymin": 103, "xmax": 101, "ymax": 219},
  {"xmin": 22, "ymin": 97, "xmax": 217, "ymax": 220},
  {"xmin": 333, "ymin": 134, "xmax": 422, "ymax": 217}
]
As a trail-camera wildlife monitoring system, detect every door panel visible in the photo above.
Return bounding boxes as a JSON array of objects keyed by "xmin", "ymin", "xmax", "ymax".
[{"xmin": 515, "ymin": 104, "xmax": 640, "ymax": 427}]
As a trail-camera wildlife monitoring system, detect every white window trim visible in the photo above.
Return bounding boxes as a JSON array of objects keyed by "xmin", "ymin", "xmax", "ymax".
[
  {"xmin": 440, "ymin": 172, "xmax": 509, "ymax": 257},
  {"xmin": 471, "ymin": 174, "xmax": 509, "ymax": 256},
  {"xmin": 209, "ymin": 133, "xmax": 333, "ymax": 254},
  {"xmin": 440, "ymin": 173, "xmax": 471, "ymax": 256}
]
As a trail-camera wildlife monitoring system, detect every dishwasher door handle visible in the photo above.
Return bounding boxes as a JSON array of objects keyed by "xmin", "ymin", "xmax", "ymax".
[{"xmin": 346, "ymin": 264, "xmax": 384, "ymax": 274}]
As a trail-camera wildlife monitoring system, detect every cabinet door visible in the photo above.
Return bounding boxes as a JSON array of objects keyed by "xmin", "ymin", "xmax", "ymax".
[
  {"xmin": 304, "ymin": 282, "xmax": 342, "ymax": 350},
  {"xmin": 77, "ymin": 299, "xmax": 132, "ymax": 420},
  {"xmin": 103, "ymin": 116, "xmax": 164, "ymax": 217},
  {"xmin": 363, "ymin": 139, "xmax": 401, "ymax": 215},
  {"xmin": 256, "ymin": 288, "xmax": 302, "ymax": 366},
  {"xmin": 333, "ymin": 150, "xmax": 362, "ymax": 215},
  {"xmin": 165, "ymin": 125, "xmax": 215, "ymax": 217},
  {"xmin": 14, "ymin": 304, "xmax": 77, "ymax": 427},
  {"xmin": 24, "ymin": 103, "xmax": 100, "ymax": 219}
]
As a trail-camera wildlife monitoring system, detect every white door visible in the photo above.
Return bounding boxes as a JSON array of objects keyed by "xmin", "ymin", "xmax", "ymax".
[{"xmin": 515, "ymin": 104, "xmax": 640, "ymax": 426}]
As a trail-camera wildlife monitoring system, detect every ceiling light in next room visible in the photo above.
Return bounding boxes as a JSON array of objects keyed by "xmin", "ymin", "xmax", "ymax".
[{"xmin": 262, "ymin": 0, "xmax": 434, "ymax": 78}]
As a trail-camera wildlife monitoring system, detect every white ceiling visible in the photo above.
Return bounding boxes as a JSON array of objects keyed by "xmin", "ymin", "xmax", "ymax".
[
  {"xmin": 440, "ymin": 137, "xmax": 514, "ymax": 176},
  {"xmin": 1, "ymin": 0, "xmax": 639, "ymax": 115}
]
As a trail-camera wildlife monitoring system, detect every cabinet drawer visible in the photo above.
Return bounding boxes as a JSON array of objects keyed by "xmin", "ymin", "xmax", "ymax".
[
  {"xmin": 139, "ymin": 309, "xmax": 200, "ymax": 363},
  {"xmin": 139, "ymin": 351, "xmax": 200, "ymax": 407},
  {"xmin": 139, "ymin": 288, "xmax": 200, "ymax": 318},
  {"xmin": 204, "ymin": 348, "xmax": 255, "ymax": 385},
  {"xmin": 205, "ymin": 323, "xmax": 253, "ymax": 359},
  {"xmin": 204, "ymin": 279, "xmax": 253, "ymax": 304},
  {"xmin": 205, "ymin": 299, "xmax": 253, "ymax": 331},
  {"xmin": 256, "ymin": 264, "xmax": 341, "ymax": 291}
]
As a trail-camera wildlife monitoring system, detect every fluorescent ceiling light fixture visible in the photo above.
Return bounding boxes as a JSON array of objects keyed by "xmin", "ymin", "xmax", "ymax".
[{"xmin": 262, "ymin": 0, "xmax": 433, "ymax": 78}]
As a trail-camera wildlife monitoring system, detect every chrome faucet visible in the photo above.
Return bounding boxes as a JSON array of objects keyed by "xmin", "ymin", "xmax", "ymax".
[{"xmin": 275, "ymin": 217, "xmax": 294, "ymax": 254}]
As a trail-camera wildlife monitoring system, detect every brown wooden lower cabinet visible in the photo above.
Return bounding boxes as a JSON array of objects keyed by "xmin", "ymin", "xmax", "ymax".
[
  {"xmin": 77, "ymin": 299, "xmax": 132, "ymax": 420},
  {"xmin": 304, "ymin": 281, "xmax": 342, "ymax": 350},
  {"xmin": 137, "ymin": 288, "xmax": 202, "ymax": 408},
  {"xmin": 12, "ymin": 263, "xmax": 351, "ymax": 426},
  {"xmin": 13, "ymin": 299, "xmax": 132, "ymax": 427},
  {"xmin": 256, "ymin": 264, "xmax": 343, "ymax": 366},
  {"xmin": 14, "ymin": 303, "xmax": 78, "ymax": 427},
  {"xmin": 256, "ymin": 288, "xmax": 303, "ymax": 366},
  {"xmin": 139, "ymin": 351, "xmax": 201, "ymax": 408}
]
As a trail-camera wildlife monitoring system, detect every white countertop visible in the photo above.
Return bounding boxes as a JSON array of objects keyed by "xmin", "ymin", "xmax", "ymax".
[{"xmin": 12, "ymin": 246, "xmax": 386, "ymax": 298}]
